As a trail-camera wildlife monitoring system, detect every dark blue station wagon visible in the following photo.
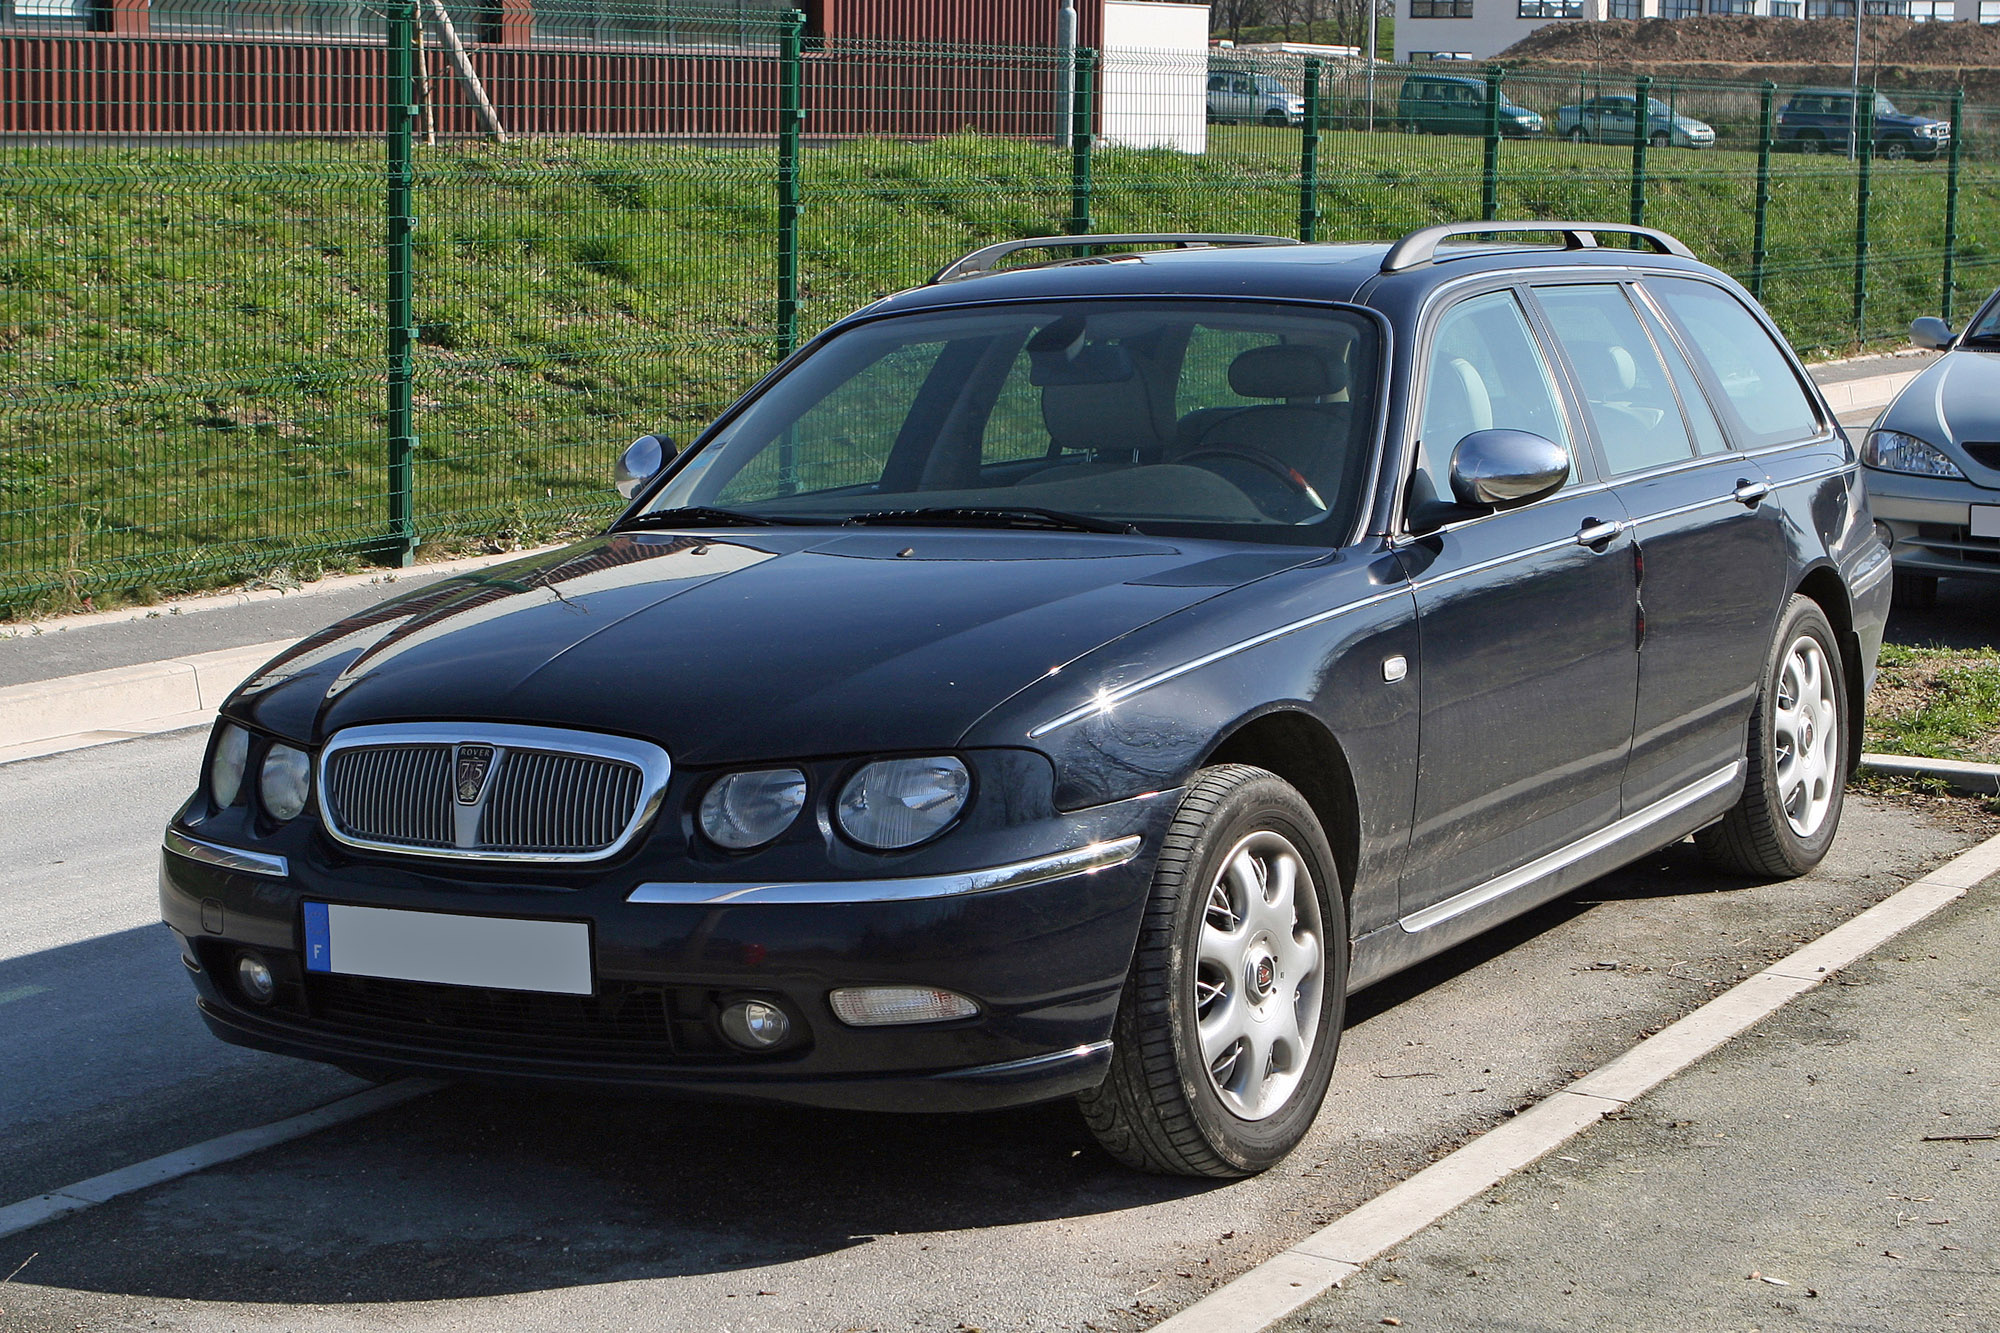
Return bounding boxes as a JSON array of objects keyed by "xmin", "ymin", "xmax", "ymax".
[{"xmin": 162, "ymin": 223, "xmax": 1890, "ymax": 1177}]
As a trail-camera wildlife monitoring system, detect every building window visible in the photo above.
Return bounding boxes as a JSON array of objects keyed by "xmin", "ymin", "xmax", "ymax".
[
  {"xmin": 1607, "ymin": 0, "xmax": 1642, "ymax": 15},
  {"xmin": 1, "ymin": 0, "xmax": 89, "ymax": 26},
  {"xmin": 1410, "ymin": 0, "xmax": 1475, "ymax": 16},
  {"xmin": 1907, "ymin": 0, "xmax": 1954, "ymax": 17},
  {"xmin": 1518, "ymin": 0, "xmax": 1583, "ymax": 15},
  {"xmin": 1806, "ymin": 0, "xmax": 1855, "ymax": 14},
  {"xmin": 1982, "ymin": 0, "xmax": 1999, "ymax": 19},
  {"xmin": 534, "ymin": 0, "xmax": 789, "ymax": 45},
  {"xmin": 1666, "ymin": 0, "xmax": 1702, "ymax": 16},
  {"xmin": 1769, "ymin": 0, "xmax": 1801, "ymax": 11},
  {"xmin": 1709, "ymin": 0, "xmax": 1753, "ymax": 12},
  {"xmin": 1863, "ymin": 0, "xmax": 1909, "ymax": 13}
]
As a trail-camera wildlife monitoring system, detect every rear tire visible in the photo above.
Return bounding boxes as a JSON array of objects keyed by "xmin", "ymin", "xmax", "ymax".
[
  {"xmin": 1079, "ymin": 765, "xmax": 1347, "ymax": 1178},
  {"xmin": 1650, "ymin": 129, "xmax": 1670, "ymax": 148},
  {"xmin": 1697, "ymin": 597, "xmax": 1848, "ymax": 878},
  {"xmin": 1797, "ymin": 132, "xmax": 1824, "ymax": 155},
  {"xmin": 1893, "ymin": 568, "xmax": 1938, "ymax": 610},
  {"xmin": 1567, "ymin": 125, "xmax": 1587, "ymax": 143}
]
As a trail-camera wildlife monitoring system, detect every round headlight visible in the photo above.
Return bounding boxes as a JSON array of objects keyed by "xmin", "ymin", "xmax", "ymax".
[
  {"xmin": 209, "ymin": 724, "xmax": 250, "ymax": 808},
  {"xmin": 836, "ymin": 757, "xmax": 970, "ymax": 850},
  {"xmin": 699, "ymin": 768, "xmax": 808, "ymax": 850},
  {"xmin": 259, "ymin": 744, "xmax": 312, "ymax": 821}
]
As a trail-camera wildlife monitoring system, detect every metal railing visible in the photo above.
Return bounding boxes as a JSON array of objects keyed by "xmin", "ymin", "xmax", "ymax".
[{"xmin": 1, "ymin": 3, "xmax": 1995, "ymax": 612}]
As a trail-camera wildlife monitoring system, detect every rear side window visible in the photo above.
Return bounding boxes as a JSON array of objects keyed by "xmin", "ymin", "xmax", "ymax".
[
  {"xmin": 1534, "ymin": 283, "xmax": 1693, "ymax": 476},
  {"xmin": 1647, "ymin": 278, "xmax": 1822, "ymax": 450}
]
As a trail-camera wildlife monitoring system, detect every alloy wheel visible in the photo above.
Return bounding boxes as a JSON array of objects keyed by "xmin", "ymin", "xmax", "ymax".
[{"xmin": 1773, "ymin": 634, "xmax": 1840, "ymax": 838}]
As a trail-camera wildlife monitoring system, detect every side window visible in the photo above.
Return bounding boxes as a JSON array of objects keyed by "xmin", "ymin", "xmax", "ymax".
[
  {"xmin": 1208, "ymin": 75, "xmax": 1226, "ymax": 92},
  {"xmin": 1534, "ymin": 283, "xmax": 1693, "ymax": 475},
  {"xmin": 1648, "ymin": 278, "xmax": 1822, "ymax": 449},
  {"xmin": 1418, "ymin": 290, "xmax": 1574, "ymax": 488},
  {"xmin": 1634, "ymin": 294, "xmax": 1730, "ymax": 455}
]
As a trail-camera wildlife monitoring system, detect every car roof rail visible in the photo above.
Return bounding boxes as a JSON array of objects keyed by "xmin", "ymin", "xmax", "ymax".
[
  {"xmin": 1379, "ymin": 221, "xmax": 1695, "ymax": 274},
  {"xmin": 931, "ymin": 233, "xmax": 1300, "ymax": 285}
]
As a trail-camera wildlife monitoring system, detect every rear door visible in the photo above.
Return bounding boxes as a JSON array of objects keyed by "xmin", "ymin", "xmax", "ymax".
[
  {"xmin": 1395, "ymin": 286, "xmax": 1638, "ymax": 921},
  {"xmin": 1529, "ymin": 279, "xmax": 1791, "ymax": 814}
]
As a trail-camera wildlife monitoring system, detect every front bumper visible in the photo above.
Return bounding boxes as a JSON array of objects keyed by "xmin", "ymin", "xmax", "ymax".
[
  {"xmin": 1868, "ymin": 473, "xmax": 2000, "ymax": 581},
  {"xmin": 161, "ymin": 790, "xmax": 1176, "ymax": 1113}
]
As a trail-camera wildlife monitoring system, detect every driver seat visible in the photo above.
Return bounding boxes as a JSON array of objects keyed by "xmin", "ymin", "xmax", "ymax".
[{"xmin": 1181, "ymin": 345, "xmax": 1353, "ymax": 492}]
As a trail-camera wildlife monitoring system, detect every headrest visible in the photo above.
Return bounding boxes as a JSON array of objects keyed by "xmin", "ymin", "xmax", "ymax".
[
  {"xmin": 1027, "ymin": 317, "xmax": 1135, "ymax": 386},
  {"xmin": 1572, "ymin": 343, "xmax": 1637, "ymax": 394},
  {"xmin": 1229, "ymin": 344, "xmax": 1348, "ymax": 400}
]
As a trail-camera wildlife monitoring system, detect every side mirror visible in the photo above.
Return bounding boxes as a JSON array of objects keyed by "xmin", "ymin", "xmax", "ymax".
[
  {"xmin": 1910, "ymin": 316, "xmax": 1954, "ymax": 351},
  {"xmin": 614, "ymin": 433, "xmax": 675, "ymax": 500},
  {"xmin": 1449, "ymin": 429, "xmax": 1570, "ymax": 509}
]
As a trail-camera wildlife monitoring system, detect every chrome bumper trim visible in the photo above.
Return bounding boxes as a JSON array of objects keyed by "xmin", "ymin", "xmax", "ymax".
[
  {"xmin": 628, "ymin": 835, "xmax": 1145, "ymax": 906},
  {"xmin": 163, "ymin": 830, "xmax": 290, "ymax": 879}
]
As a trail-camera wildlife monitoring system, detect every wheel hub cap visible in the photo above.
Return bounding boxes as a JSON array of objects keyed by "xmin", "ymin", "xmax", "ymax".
[
  {"xmin": 1772, "ymin": 635, "xmax": 1840, "ymax": 838},
  {"xmin": 1194, "ymin": 830, "xmax": 1327, "ymax": 1122}
]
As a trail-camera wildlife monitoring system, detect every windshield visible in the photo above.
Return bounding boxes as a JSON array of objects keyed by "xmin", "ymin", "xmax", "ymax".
[
  {"xmin": 1965, "ymin": 294, "xmax": 2000, "ymax": 343},
  {"xmin": 1875, "ymin": 94, "xmax": 1900, "ymax": 117},
  {"xmin": 636, "ymin": 300, "xmax": 1382, "ymax": 539}
]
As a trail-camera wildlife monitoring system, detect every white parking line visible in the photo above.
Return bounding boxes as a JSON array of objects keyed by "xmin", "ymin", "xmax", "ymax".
[
  {"xmin": 1150, "ymin": 828, "xmax": 2000, "ymax": 1333},
  {"xmin": 0, "ymin": 1079, "xmax": 441, "ymax": 1242}
]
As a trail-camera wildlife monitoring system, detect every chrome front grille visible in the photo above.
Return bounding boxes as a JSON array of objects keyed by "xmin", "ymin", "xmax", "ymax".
[{"xmin": 319, "ymin": 723, "xmax": 670, "ymax": 863}]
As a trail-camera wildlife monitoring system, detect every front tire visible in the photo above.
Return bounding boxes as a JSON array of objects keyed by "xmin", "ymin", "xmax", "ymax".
[
  {"xmin": 1650, "ymin": 129, "xmax": 1670, "ymax": 148},
  {"xmin": 1079, "ymin": 766, "xmax": 1347, "ymax": 1178},
  {"xmin": 1697, "ymin": 597, "xmax": 1848, "ymax": 877}
]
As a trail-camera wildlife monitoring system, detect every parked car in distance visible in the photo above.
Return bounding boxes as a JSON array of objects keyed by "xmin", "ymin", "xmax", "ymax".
[
  {"xmin": 1861, "ymin": 300, "xmax": 2000, "ymax": 606},
  {"xmin": 1556, "ymin": 95, "xmax": 1715, "ymax": 149},
  {"xmin": 162, "ymin": 222, "xmax": 1886, "ymax": 1181},
  {"xmin": 1397, "ymin": 72, "xmax": 1544, "ymax": 136},
  {"xmin": 1207, "ymin": 69, "xmax": 1303, "ymax": 126},
  {"xmin": 1776, "ymin": 89, "xmax": 1951, "ymax": 160}
]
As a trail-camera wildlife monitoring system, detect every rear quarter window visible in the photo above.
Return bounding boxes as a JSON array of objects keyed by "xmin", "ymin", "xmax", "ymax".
[{"xmin": 1646, "ymin": 278, "xmax": 1823, "ymax": 451}]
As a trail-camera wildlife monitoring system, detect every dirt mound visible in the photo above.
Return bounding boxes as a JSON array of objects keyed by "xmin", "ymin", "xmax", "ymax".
[{"xmin": 1499, "ymin": 16, "xmax": 2000, "ymax": 68}]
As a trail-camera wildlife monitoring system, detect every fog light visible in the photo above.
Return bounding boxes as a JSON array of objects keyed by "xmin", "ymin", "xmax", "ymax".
[
  {"xmin": 236, "ymin": 952, "xmax": 275, "ymax": 1005},
  {"xmin": 829, "ymin": 986, "xmax": 979, "ymax": 1027},
  {"xmin": 719, "ymin": 998, "xmax": 791, "ymax": 1050}
]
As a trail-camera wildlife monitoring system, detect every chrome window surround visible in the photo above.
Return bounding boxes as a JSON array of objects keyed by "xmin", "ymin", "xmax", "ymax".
[
  {"xmin": 163, "ymin": 829, "xmax": 290, "ymax": 879},
  {"xmin": 318, "ymin": 722, "xmax": 672, "ymax": 864},
  {"xmin": 628, "ymin": 834, "xmax": 1143, "ymax": 906}
]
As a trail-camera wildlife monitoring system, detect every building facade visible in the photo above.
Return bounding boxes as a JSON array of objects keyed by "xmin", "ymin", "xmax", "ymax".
[{"xmin": 1397, "ymin": 0, "xmax": 1996, "ymax": 64}]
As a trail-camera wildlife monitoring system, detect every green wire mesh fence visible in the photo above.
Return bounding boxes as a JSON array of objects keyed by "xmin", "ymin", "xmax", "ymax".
[{"xmin": 0, "ymin": 3, "xmax": 1995, "ymax": 613}]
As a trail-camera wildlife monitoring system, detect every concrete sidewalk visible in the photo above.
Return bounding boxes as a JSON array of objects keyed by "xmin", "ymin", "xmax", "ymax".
[
  {"xmin": 1272, "ymin": 876, "xmax": 1999, "ymax": 1333},
  {"xmin": 0, "ymin": 351, "xmax": 1935, "ymax": 760}
]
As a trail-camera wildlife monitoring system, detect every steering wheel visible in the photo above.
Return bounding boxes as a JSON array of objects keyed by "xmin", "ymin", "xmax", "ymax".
[{"xmin": 1177, "ymin": 445, "xmax": 1328, "ymax": 522}]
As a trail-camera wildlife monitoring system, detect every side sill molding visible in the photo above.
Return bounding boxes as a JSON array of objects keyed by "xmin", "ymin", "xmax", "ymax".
[
  {"xmin": 628, "ymin": 835, "xmax": 1144, "ymax": 907},
  {"xmin": 163, "ymin": 830, "xmax": 291, "ymax": 879},
  {"xmin": 1398, "ymin": 762, "xmax": 1741, "ymax": 934}
]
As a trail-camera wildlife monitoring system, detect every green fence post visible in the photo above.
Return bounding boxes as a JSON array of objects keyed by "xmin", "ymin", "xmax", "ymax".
[
  {"xmin": 1751, "ymin": 82, "xmax": 1774, "ymax": 302},
  {"xmin": 776, "ymin": 10, "xmax": 804, "ymax": 357},
  {"xmin": 1630, "ymin": 74, "xmax": 1652, "ymax": 230},
  {"xmin": 1069, "ymin": 48, "xmax": 1095, "ymax": 236},
  {"xmin": 1853, "ymin": 84, "xmax": 1874, "ymax": 343},
  {"xmin": 384, "ymin": 0, "xmax": 417, "ymax": 567},
  {"xmin": 1482, "ymin": 66, "xmax": 1503, "ymax": 222},
  {"xmin": 1665, "ymin": 80, "xmax": 1677, "ymax": 148},
  {"xmin": 1943, "ymin": 87, "xmax": 1964, "ymax": 324},
  {"xmin": 1300, "ymin": 57, "xmax": 1321, "ymax": 242}
]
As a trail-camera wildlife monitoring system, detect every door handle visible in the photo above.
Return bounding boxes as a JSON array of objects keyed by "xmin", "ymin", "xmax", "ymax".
[
  {"xmin": 1733, "ymin": 479, "xmax": 1771, "ymax": 507},
  {"xmin": 1574, "ymin": 518, "xmax": 1625, "ymax": 548}
]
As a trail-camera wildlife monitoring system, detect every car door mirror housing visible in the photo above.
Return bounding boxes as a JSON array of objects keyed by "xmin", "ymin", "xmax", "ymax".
[
  {"xmin": 1448, "ymin": 429, "xmax": 1570, "ymax": 509},
  {"xmin": 1910, "ymin": 316, "xmax": 1954, "ymax": 351},
  {"xmin": 614, "ymin": 433, "xmax": 676, "ymax": 500}
]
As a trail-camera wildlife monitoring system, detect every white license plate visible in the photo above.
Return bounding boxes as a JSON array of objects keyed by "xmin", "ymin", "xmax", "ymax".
[
  {"xmin": 1971, "ymin": 505, "xmax": 2000, "ymax": 540},
  {"xmin": 303, "ymin": 903, "xmax": 592, "ymax": 995}
]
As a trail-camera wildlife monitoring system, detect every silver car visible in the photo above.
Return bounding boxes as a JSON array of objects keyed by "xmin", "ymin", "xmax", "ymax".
[{"xmin": 1863, "ymin": 300, "xmax": 2000, "ymax": 606}]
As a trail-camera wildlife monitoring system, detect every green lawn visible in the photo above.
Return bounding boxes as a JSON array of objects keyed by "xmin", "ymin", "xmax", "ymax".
[{"xmin": 1, "ymin": 125, "xmax": 1995, "ymax": 615}]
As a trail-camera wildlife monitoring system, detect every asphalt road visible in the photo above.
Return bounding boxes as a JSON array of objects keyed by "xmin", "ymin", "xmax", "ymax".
[{"xmin": 0, "ymin": 730, "xmax": 1989, "ymax": 1332}]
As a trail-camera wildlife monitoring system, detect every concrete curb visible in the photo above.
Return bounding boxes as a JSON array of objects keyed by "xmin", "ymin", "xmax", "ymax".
[
  {"xmin": 0, "ymin": 639, "xmax": 292, "ymax": 762},
  {"xmin": 1149, "ymin": 829, "xmax": 2000, "ymax": 1333},
  {"xmin": 1815, "ymin": 367, "xmax": 1920, "ymax": 414},
  {"xmin": 1860, "ymin": 751, "xmax": 2000, "ymax": 797}
]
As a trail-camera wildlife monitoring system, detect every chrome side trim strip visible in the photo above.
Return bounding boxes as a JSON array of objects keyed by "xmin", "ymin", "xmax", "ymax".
[
  {"xmin": 164, "ymin": 830, "xmax": 290, "ymax": 879},
  {"xmin": 1027, "ymin": 588, "xmax": 1409, "ymax": 738},
  {"xmin": 628, "ymin": 835, "xmax": 1144, "ymax": 906},
  {"xmin": 934, "ymin": 1040, "xmax": 1115, "ymax": 1080},
  {"xmin": 1398, "ymin": 761, "xmax": 1740, "ymax": 934}
]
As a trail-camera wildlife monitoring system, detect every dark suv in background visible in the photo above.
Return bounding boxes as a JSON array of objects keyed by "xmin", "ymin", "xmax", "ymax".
[{"xmin": 1776, "ymin": 89, "xmax": 1951, "ymax": 160}]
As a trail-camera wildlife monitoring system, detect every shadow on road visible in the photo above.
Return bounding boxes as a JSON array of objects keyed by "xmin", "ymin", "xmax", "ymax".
[{"xmin": 1886, "ymin": 577, "xmax": 2000, "ymax": 650}]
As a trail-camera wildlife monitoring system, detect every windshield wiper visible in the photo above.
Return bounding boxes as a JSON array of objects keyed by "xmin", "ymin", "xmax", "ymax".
[
  {"xmin": 617, "ymin": 506, "xmax": 824, "ymax": 529},
  {"xmin": 840, "ymin": 506, "xmax": 1136, "ymax": 535}
]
